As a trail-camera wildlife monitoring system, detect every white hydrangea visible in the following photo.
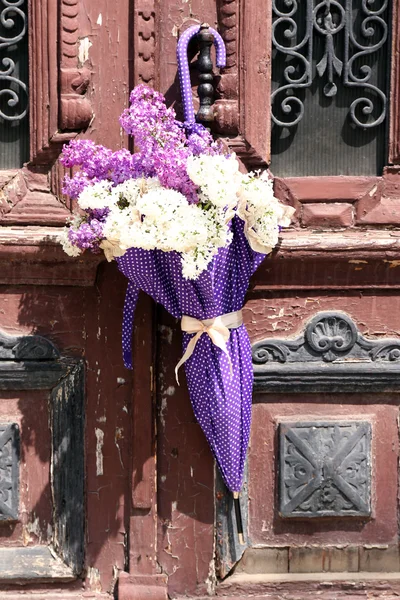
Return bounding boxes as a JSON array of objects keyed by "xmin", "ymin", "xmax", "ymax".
[
  {"xmin": 186, "ymin": 153, "xmax": 240, "ymax": 208},
  {"xmin": 77, "ymin": 180, "xmax": 114, "ymax": 210},
  {"xmin": 237, "ymin": 171, "xmax": 295, "ymax": 254},
  {"xmin": 181, "ymin": 248, "xmax": 215, "ymax": 280},
  {"xmin": 94, "ymin": 178, "xmax": 233, "ymax": 278},
  {"xmin": 113, "ymin": 177, "xmax": 161, "ymax": 207}
]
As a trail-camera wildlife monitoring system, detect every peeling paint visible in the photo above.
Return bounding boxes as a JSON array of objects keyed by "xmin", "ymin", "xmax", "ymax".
[
  {"xmin": 159, "ymin": 324, "xmax": 174, "ymax": 344},
  {"xmin": 22, "ymin": 514, "xmax": 43, "ymax": 546},
  {"xmin": 369, "ymin": 184, "xmax": 378, "ymax": 196},
  {"xmin": 115, "ymin": 427, "xmax": 125, "ymax": 469},
  {"xmin": 159, "ymin": 397, "xmax": 168, "ymax": 427},
  {"xmin": 110, "ymin": 565, "xmax": 119, "ymax": 594},
  {"xmin": 78, "ymin": 37, "xmax": 92, "ymax": 65},
  {"xmin": 206, "ymin": 558, "xmax": 217, "ymax": 595},
  {"xmin": 95, "ymin": 428, "xmax": 104, "ymax": 476},
  {"xmin": 349, "ymin": 260, "xmax": 368, "ymax": 264},
  {"xmin": 384, "ymin": 260, "xmax": 400, "ymax": 268},
  {"xmin": 97, "ymin": 13, "xmax": 102, "ymax": 26},
  {"xmin": 267, "ymin": 307, "xmax": 285, "ymax": 319},
  {"xmin": 88, "ymin": 566, "xmax": 102, "ymax": 592}
]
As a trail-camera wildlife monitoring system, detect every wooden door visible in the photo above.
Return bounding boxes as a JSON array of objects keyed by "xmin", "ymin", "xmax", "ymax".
[
  {"xmin": 0, "ymin": 0, "xmax": 133, "ymax": 597},
  {"xmin": 2, "ymin": 0, "xmax": 400, "ymax": 598},
  {"xmin": 129, "ymin": 0, "xmax": 400, "ymax": 599}
]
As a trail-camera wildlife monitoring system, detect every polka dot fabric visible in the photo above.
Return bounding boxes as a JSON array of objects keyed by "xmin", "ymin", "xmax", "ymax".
[{"xmin": 116, "ymin": 216, "xmax": 265, "ymax": 492}]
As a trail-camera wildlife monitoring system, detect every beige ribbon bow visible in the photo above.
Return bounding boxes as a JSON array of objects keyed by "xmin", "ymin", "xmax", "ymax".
[{"xmin": 175, "ymin": 310, "xmax": 243, "ymax": 384}]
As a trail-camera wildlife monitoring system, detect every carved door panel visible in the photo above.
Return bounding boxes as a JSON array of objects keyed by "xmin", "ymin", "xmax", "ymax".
[
  {"xmin": 0, "ymin": 0, "xmax": 93, "ymax": 226},
  {"xmin": 0, "ymin": 332, "xmax": 84, "ymax": 586}
]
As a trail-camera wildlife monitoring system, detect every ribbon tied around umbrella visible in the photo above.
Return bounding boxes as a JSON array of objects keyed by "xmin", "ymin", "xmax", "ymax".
[{"xmin": 175, "ymin": 310, "xmax": 243, "ymax": 384}]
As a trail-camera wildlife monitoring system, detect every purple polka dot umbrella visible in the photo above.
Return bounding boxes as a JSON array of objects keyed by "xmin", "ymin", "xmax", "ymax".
[
  {"xmin": 117, "ymin": 219, "xmax": 265, "ymax": 494},
  {"xmin": 116, "ymin": 26, "xmax": 267, "ymax": 505}
]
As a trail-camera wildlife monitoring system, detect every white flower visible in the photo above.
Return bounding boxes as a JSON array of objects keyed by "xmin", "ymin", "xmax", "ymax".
[
  {"xmin": 66, "ymin": 159, "xmax": 293, "ymax": 278},
  {"xmin": 181, "ymin": 248, "xmax": 215, "ymax": 280},
  {"xmin": 59, "ymin": 228, "xmax": 82, "ymax": 257},
  {"xmin": 237, "ymin": 170, "xmax": 294, "ymax": 254},
  {"xmin": 187, "ymin": 154, "xmax": 240, "ymax": 208},
  {"xmin": 136, "ymin": 187, "xmax": 187, "ymax": 220},
  {"xmin": 77, "ymin": 180, "xmax": 114, "ymax": 211},
  {"xmin": 113, "ymin": 177, "xmax": 161, "ymax": 207}
]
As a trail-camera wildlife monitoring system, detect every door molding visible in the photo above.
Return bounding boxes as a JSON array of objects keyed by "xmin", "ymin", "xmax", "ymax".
[{"xmin": 0, "ymin": 330, "xmax": 85, "ymax": 582}]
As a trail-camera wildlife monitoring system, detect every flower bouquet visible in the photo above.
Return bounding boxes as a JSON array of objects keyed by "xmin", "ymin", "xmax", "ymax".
[{"xmin": 60, "ymin": 84, "xmax": 294, "ymax": 497}]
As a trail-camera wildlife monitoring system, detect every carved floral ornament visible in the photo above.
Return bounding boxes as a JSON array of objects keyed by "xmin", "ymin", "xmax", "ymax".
[
  {"xmin": 252, "ymin": 312, "xmax": 400, "ymax": 392},
  {"xmin": 280, "ymin": 420, "xmax": 371, "ymax": 518},
  {"xmin": 253, "ymin": 311, "xmax": 400, "ymax": 363}
]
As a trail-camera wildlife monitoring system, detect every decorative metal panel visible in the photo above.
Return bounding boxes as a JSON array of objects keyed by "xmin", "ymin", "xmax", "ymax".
[
  {"xmin": 271, "ymin": 0, "xmax": 390, "ymax": 176},
  {"xmin": 0, "ymin": 0, "xmax": 29, "ymax": 168},
  {"xmin": 0, "ymin": 423, "xmax": 19, "ymax": 521},
  {"xmin": 279, "ymin": 421, "xmax": 371, "ymax": 518}
]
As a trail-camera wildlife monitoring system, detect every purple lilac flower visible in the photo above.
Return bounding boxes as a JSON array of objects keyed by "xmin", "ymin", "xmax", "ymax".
[
  {"xmin": 88, "ymin": 207, "xmax": 110, "ymax": 221},
  {"xmin": 60, "ymin": 84, "xmax": 226, "ymax": 209},
  {"xmin": 62, "ymin": 172, "xmax": 91, "ymax": 199},
  {"xmin": 68, "ymin": 218, "xmax": 105, "ymax": 252}
]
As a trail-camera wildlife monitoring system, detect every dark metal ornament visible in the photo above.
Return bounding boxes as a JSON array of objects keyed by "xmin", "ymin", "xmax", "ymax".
[
  {"xmin": 196, "ymin": 23, "xmax": 216, "ymax": 127},
  {"xmin": 271, "ymin": 0, "xmax": 389, "ymax": 129}
]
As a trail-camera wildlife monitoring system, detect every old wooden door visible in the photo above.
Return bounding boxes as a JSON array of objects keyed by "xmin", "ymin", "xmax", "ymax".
[
  {"xmin": 128, "ymin": 0, "xmax": 400, "ymax": 599},
  {"xmin": 1, "ymin": 0, "xmax": 400, "ymax": 599},
  {"xmin": 0, "ymin": 0, "xmax": 133, "ymax": 597}
]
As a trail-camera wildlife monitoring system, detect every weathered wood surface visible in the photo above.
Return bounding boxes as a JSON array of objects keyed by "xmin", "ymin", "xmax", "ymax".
[
  {"xmin": 0, "ymin": 546, "xmax": 75, "ymax": 583},
  {"xmin": 0, "ymin": 595, "xmax": 108, "ymax": 600},
  {"xmin": 52, "ymin": 362, "xmax": 85, "ymax": 574}
]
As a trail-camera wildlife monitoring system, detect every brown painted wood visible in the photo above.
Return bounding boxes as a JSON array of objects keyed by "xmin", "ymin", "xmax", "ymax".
[
  {"xmin": 239, "ymin": 0, "xmax": 271, "ymax": 165},
  {"xmin": 0, "ymin": 0, "xmax": 94, "ymax": 226},
  {"xmin": 275, "ymin": 176, "xmax": 379, "ymax": 203},
  {"xmin": 4, "ymin": 0, "xmax": 400, "ymax": 597},
  {"xmin": 389, "ymin": 0, "xmax": 400, "ymax": 164},
  {"xmin": 129, "ymin": 294, "xmax": 158, "ymax": 577}
]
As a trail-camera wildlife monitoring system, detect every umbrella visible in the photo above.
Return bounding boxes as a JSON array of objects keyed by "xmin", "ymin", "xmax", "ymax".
[
  {"xmin": 117, "ymin": 217, "xmax": 265, "ymax": 494},
  {"xmin": 116, "ymin": 26, "xmax": 270, "ymax": 542}
]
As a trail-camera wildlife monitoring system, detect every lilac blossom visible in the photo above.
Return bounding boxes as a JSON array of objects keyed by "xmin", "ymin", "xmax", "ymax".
[
  {"xmin": 61, "ymin": 84, "xmax": 224, "ymax": 205},
  {"xmin": 67, "ymin": 218, "xmax": 105, "ymax": 252}
]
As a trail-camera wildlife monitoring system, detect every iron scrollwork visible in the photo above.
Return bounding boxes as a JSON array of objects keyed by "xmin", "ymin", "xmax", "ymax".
[
  {"xmin": 272, "ymin": 0, "xmax": 388, "ymax": 129},
  {"xmin": 0, "ymin": 0, "xmax": 28, "ymax": 122}
]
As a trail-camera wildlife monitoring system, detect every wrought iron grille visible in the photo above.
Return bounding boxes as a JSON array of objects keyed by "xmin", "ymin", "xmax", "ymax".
[
  {"xmin": 0, "ymin": 0, "xmax": 28, "ymax": 169},
  {"xmin": 271, "ymin": 0, "xmax": 390, "ymax": 176}
]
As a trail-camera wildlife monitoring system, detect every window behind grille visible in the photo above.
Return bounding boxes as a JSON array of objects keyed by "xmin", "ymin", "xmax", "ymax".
[
  {"xmin": 271, "ymin": 0, "xmax": 390, "ymax": 177},
  {"xmin": 0, "ymin": 0, "xmax": 29, "ymax": 169}
]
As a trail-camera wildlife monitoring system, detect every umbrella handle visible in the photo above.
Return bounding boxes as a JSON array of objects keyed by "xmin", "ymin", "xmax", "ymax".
[
  {"xmin": 177, "ymin": 23, "xmax": 226, "ymax": 124},
  {"xmin": 233, "ymin": 492, "xmax": 245, "ymax": 545}
]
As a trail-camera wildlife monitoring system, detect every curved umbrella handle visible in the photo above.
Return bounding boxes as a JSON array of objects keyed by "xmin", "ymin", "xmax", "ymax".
[{"xmin": 177, "ymin": 24, "xmax": 226, "ymax": 124}]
